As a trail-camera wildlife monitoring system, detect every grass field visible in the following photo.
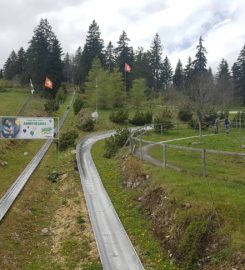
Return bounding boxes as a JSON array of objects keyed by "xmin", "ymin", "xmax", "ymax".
[
  {"xmin": 0, "ymin": 85, "xmax": 101, "ymax": 269},
  {"xmin": 0, "ymin": 87, "xmax": 29, "ymax": 116},
  {"xmin": 137, "ymin": 128, "xmax": 245, "ymax": 265}
]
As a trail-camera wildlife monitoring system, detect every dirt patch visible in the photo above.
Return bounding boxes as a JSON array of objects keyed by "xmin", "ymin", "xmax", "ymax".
[
  {"xmin": 50, "ymin": 172, "xmax": 100, "ymax": 268},
  {"xmin": 121, "ymin": 156, "xmax": 148, "ymax": 188}
]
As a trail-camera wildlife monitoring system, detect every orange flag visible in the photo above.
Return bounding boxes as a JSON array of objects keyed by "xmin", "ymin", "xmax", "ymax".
[
  {"xmin": 125, "ymin": 63, "xmax": 132, "ymax": 73},
  {"xmin": 44, "ymin": 77, "xmax": 53, "ymax": 89}
]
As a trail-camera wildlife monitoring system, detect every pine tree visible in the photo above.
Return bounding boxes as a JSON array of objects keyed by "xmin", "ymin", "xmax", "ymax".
[
  {"xmin": 81, "ymin": 20, "xmax": 105, "ymax": 83},
  {"xmin": 73, "ymin": 46, "xmax": 83, "ymax": 84},
  {"xmin": 25, "ymin": 18, "xmax": 62, "ymax": 95},
  {"xmin": 232, "ymin": 45, "xmax": 245, "ymax": 104},
  {"xmin": 173, "ymin": 59, "xmax": 184, "ymax": 90},
  {"xmin": 3, "ymin": 50, "xmax": 18, "ymax": 80},
  {"xmin": 105, "ymin": 41, "xmax": 115, "ymax": 72},
  {"xmin": 15, "ymin": 47, "xmax": 27, "ymax": 83},
  {"xmin": 46, "ymin": 36, "xmax": 63, "ymax": 96},
  {"xmin": 133, "ymin": 47, "xmax": 153, "ymax": 88},
  {"xmin": 216, "ymin": 58, "xmax": 233, "ymax": 107},
  {"xmin": 63, "ymin": 53, "xmax": 73, "ymax": 83},
  {"xmin": 149, "ymin": 33, "xmax": 163, "ymax": 90},
  {"xmin": 114, "ymin": 30, "xmax": 134, "ymax": 90},
  {"xmin": 161, "ymin": 56, "xmax": 173, "ymax": 90},
  {"xmin": 184, "ymin": 56, "xmax": 194, "ymax": 89},
  {"xmin": 193, "ymin": 36, "xmax": 207, "ymax": 74}
]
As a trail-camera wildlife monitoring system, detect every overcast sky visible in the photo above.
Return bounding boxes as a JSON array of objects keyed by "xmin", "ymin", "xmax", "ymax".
[{"xmin": 0, "ymin": 0, "xmax": 245, "ymax": 73}]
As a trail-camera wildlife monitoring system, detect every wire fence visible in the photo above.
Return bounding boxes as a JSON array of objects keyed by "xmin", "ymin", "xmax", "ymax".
[{"xmin": 129, "ymin": 122, "xmax": 245, "ymax": 180}]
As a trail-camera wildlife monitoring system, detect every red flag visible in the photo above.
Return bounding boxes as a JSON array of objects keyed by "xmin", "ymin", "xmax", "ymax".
[
  {"xmin": 44, "ymin": 77, "xmax": 53, "ymax": 89},
  {"xmin": 125, "ymin": 63, "xmax": 132, "ymax": 73}
]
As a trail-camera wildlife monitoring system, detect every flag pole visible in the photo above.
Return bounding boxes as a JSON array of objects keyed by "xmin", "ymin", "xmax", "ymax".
[{"xmin": 124, "ymin": 64, "xmax": 127, "ymax": 92}]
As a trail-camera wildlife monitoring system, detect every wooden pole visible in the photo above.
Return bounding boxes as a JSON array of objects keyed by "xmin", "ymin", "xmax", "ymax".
[
  {"xmin": 202, "ymin": 149, "xmax": 206, "ymax": 177},
  {"xmin": 163, "ymin": 144, "xmax": 167, "ymax": 168}
]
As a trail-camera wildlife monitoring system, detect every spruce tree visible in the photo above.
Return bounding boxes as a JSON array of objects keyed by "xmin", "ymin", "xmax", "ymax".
[
  {"xmin": 105, "ymin": 41, "xmax": 115, "ymax": 72},
  {"xmin": 3, "ymin": 50, "xmax": 18, "ymax": 80},
  {"xmin": 133, "ymin": 47, "xmax": 153, "ymax": 88},
  {"xmin": 193, "ymin": 36, "xmax": 207, "ymax": 74},
  {"xmin": 63, "ymin": 53, "xmax": 73, "ymax": 83},
  {"xmin": 232, "ymin": 45, "xmax": 245, "ymax": 104},
  {"xmin": 161, "ymin": 56, "xmax": 173, "ymax": 90},
  {"xmin": 184, "ymin": 56, "xmax": 194, "ymax": 89},
  {"xmin": 73, "ymin": 46, "xmax": 83, "ymax": 84},
  {"xmin": 81, "ymin": 20, "xmax": 105, "ymax": 83},
  {"xmin": 149, "ymin": 33, "xmax": 163, "ymax": 90},
  {"xmin": 173, "ymin": 59, "xmax": 184, "ymax": 90},
  {"xmin": 114, "ymin": 30, "xmax": 134, "ymax": 89},
  {"xmin": 26, "ymin": 18, "xmax": 62, "ymax": 95},
  {"xmin": 216, "ymin": 58, "xmax": 233, "ymax": 107},
  {"xmin": 15, "ymin": 47, "xmax": 27, "ymax": 83}
]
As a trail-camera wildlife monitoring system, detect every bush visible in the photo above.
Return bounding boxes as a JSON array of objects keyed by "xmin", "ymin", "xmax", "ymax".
[
  {"xmin": 178, "ymin": 108, "xmax": 193, "ymax": 122},
  {"xmin": 56, "ymin": 85, "xmax": 67, "ymax": 104},
  {"xmin": 44, "ymin": 100, "xmax": 59, "ymax": 113},
  {"xmin": 81, "ymin": 117, "xmax": 95, "ymax": 132},
  {"xmin": 153, "ymin": 108, "xmax": 174, "ymax": 133},
  {"xmin": 188, "ymin": 119, "xmax": 209, "ymax": 130},
  {"xmin": 0, "ymin": 87, "xmax": 7, "ymax": 92},
  {"xmin": 109, "ymin": 110, "xmax": 129, "ymax": 124},
  {"xmin": 73, "ymin": 98, "xmax": 84, "ymax": 115},
  {"xmin": 130, "ymin": 111, "xmax": 153, "ymax": 126},
  {"xmin": 104, "ymin": 128, "xmax": 130, "ymax": 158},
  {"xmin": 58, "ymin": 130, "xmax": 78, "ymax": 151},
  {"xmin": 144, "ymin": 110, "xmax": 153, "ymax": 124}
]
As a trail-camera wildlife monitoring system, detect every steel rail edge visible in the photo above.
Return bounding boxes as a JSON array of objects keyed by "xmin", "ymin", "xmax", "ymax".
[
  {"xmin": 0, "ymin": 91, "xmax": 76, "ymax": 222},
  {"xmin": 76, "ymin": 131, "xmax": 145, "ymax": 270}
]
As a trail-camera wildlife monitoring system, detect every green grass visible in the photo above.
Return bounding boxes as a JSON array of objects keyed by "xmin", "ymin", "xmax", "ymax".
[
  {"xmin": 0, "ymin": 140, "xmax": 43, "ymax": 197},
  {"xmin": 0, "ymin": 87, "xmax": 29, "ymax": 115},
  {"xmin": 146, "ymin": 128, "xmax": 245, "ymax": 183},
  {"xmin": 136, "ymin": 128, "xmax": 245, "ymax": 263},
  {"xmin": 92, "ymin": 140, "xmax": 178, "ymax": 270}
]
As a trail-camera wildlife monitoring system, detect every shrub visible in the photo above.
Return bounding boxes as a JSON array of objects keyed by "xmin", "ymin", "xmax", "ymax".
[
  {"xmin": 109, "ymin": 109, "xmax": 129, "ymax": 124},
  {"xmin": 73, "ymin": 98, "xmax": 84, "ymax": 115},
  {"xmin": 76, "ymin": 215, "xmax": 85, "ymax": 225},
  {"xmin": 153, "ymin": 108, "xmax": 174, "ymax": 133},
  {"xmin": 178, "ymin": 108, "xmax": 193, "ymax": 122},
  {"xmin": 130, "ymin": 111, "xmax": 153, "ymax": 126},
  {"xmin": 144, "ymin": 110, "xmax": 153, "ymax": 124},
  {"xmin": 0, "ymin": 86, "xmax": 7, "ymax": 92},
  {"xmin": 58, "ymin": 130, "xmax": 78, "ymax": 151},
  {"xmin": 81, "ymin": 117, "xmax": 95, "ymax": 132},
  {"xmin": 44, "ymin": 100, "xmax": 59, "ymax": 113},
  {"xmin": 188, "ymin": 119, "xmax": 209, "ymax": 130},
  {"xmin": 55, "ymin": 85, "xmax": 67, "ymax": 104},
  {"xmin": 104, "ymin": 128, "xmax": 130, "ymax": 158}
]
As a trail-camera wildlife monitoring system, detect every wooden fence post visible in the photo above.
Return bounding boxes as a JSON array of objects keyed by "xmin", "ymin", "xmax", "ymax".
[
  {"xmin": 140, "ymin": 133, "xmax": 143, "ymax": 161},
  {"xmin": 163, "ymin": 144, "xmax": 167, "ymax": 168},
  {"xmin": 130, "ymin": 137, "xmax": 133, "ymax": 154},
  {"xmin": 202, "ymin": 149, "xmax": 206, "ymax": 177}
]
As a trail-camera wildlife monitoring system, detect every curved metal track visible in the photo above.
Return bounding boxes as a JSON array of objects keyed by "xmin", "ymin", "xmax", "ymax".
[
  {"xmin": 0, "ymin": 91, "xmax": 75, "ymax": 221},
  {"xmin": 76, "ymin": 132, "xmax": 144, "ymax": 270}
]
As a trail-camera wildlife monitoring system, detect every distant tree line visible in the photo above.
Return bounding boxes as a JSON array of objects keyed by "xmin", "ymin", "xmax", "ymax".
[{"xmin": 2, "ymin": 19, "xmax": 245, "ymax": 105}]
